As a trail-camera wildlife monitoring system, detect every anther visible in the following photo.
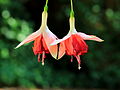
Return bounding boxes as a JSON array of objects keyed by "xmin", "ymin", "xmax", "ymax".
[
  {"xmin": 70, "ymin": 56, "xmax": 73, "ymax": 62},
  {"xmin": 78, "ymin": 64, "xmax": 81, "ymax": 70}
]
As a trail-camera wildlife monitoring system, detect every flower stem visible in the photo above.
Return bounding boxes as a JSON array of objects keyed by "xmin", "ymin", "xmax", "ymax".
[
  {"xmin": 44, "ymin": 0, "xmax": 48, "ymax": 12},
  {"xmin": 71, "ymin": 0, "xmax": 73, "ymax": 11},
  {"xmin": 70, "ymin": 0, "xmax": 74, "ymax": 17}
]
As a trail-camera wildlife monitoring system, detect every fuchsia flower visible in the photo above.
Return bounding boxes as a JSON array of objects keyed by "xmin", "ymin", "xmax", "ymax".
[
  {"xmin": 16, "ymin": 0, "xmax": 103, "ymax": 69},
  {"xmin": 15, "ymin": 11, "xmax": 65, "ymax": 65},
  {"xmin": 51, "ymin": 0, "xmax": 103, "ymax": 69},
  {"xmin": 51, "ymin": 15, "xmax": 103, "ymax": 69}
]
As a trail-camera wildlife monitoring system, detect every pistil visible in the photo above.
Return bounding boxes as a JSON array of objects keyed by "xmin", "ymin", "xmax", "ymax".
[{"xmin": 42, "ymin": 51, "xmax": 45, "ymax": 65}]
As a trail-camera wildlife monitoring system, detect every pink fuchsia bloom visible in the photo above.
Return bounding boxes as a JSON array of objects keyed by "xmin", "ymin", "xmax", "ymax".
[
  {"xmin": 15, "ymin": 11, "xmax": 65, "ymax": 65},
  {"xmin": 51, "ymin": 17, "xmax": 104, "ymax": 69}
]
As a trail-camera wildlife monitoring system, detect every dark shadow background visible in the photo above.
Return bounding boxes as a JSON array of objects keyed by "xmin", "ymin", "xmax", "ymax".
[{"xmin": 0, "ymin": 0, "xmax": 120, "ymax": 89}]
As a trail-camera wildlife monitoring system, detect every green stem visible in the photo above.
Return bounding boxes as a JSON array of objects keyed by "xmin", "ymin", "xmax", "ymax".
[
  {"xmin": 46, "ymin": 0, "xmax": 48, "ymax": 6},
  {"xmin": 71, "ymin": 0, "xmax": 73, "ymax": 11},
  {"xmin": 44, "ymin": 0, "xmax": 48, "ymax": 12},
  {"xmin": 70, "ymin": 0, "xmax": 74, "ymax": 17}
]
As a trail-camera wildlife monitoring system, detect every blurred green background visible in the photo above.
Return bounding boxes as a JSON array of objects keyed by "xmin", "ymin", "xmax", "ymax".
[{"xmin": 0, "ymin": 0, "xmax": 120, "ymax": 89}]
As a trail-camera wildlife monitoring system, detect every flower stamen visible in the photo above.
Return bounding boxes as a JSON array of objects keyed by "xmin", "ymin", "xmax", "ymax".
[
  {"xmin": 42, "ymin": 51, "xmax": 45, "ymax": 66},
  {"xmin": 38, "ymin": 53, "xmax": 41, "ymax": 62},
  {"xmin": 70, "ymin": 56, "xmax": 73, "ymax": 62},
  {"xmin": 75, "ymin": 55, "xmax": 81, "ymax": 70}
]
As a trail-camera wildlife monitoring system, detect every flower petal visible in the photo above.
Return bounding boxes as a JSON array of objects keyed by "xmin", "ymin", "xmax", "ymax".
[
  {"xmin": 51, "ymin": 33, "xmax": 71, "ymax": 45},
  {"xmin": 57, "ymin": 42, "xmax": 65, "ymax": 59},
  {"xmin": 51, "ymin": 33, "xmax": 73, "ymax": 57},
  {"xmin": 43, "ymin": 27, "xmax": 65, "ymax": 59},
  {"xmin": 64, "ymin": 36, "xmax": 74, "ymax": 55},
  {"xmin": 78, "ymin": 32, "xmax": 104, "ymax": 42},
  {"xmin": 32, "ymin": 35, "xmax": 42, "ymax": 55},
  {"xmin": 15, "ymin": 30, "xmax": 41, "ymax": 49},
  {"xmin": 72, "ymin": 34, "xmax": 88, "ymax": 55}
]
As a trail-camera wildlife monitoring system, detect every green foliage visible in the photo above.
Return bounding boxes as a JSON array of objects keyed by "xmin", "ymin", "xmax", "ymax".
[{"xmin": 0, "ymin": 0, "xmax": 120, "ymax": 89}]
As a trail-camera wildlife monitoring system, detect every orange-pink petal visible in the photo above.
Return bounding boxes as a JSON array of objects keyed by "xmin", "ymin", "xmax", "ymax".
[
  {"xmin": 51, "ymin": 33, "xmax": 73, "ymax": 56},
  {"xmin": 72, "ymin": 34, "xmax": 88, "ymax": 55},
  {"xmin": 57, "ymin": 42, "xmax": 65, "ymax": 59},
  {"xmin": 32, "ymin": 35, "xmax": 49, "ymax": 55},
  {"xmin": 64, "ymin": 36, "xmax": 74, "ymax": 55}
]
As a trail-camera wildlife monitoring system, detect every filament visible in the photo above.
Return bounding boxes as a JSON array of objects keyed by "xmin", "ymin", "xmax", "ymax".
[
  {"xmin": 42, "ymin": 51, "xmax": 45, "ymax": 65},
  {"xmin": 38, "ymin": 54, "xmax": 41, "ymax": 62}
]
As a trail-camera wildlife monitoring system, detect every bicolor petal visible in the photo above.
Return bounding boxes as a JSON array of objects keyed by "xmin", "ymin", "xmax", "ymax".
[
  {"xmin": 78, "ymin": 32, "xmax": 104, "ymax": 42},
  {"xmin": 43, "ymin": 27, "xmax": 65, "ymax": 59},
  {"xmin": 15, "ymin": 30, "xmax": 41, "ymax": 49},
  {"xmin": 57, "ymin": 42, "xmax": 65, "ymax": 59},
  {"xmin": 51, "ymin": 33, "xmax": 71, "ymax": 46}
]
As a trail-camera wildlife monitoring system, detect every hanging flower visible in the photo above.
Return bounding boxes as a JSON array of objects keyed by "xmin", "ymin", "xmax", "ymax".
[
  {"xmin": 51, "ymin": 16, "xmax": 103, "ymax": 69},
  {"xmin": 15, "ymin": 2, "xmax": 65, "ymax": 65},
  {"xmin": 51, "ymin": 0, "xmax": 103, "ymax": 69}
]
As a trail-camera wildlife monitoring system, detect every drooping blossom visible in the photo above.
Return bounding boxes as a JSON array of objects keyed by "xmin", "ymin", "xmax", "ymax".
[
  {"xmin": 51, "ymin": 12, "xmax": 103, "ymax": 70},
  {"xmin": 15, "ymin": 6, "xmax": 65, "ymax": 65}
]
